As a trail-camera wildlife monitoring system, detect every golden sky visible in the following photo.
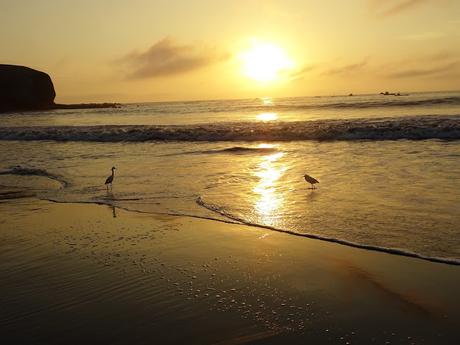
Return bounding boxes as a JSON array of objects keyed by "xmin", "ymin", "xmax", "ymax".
[{"xmin": 1, "ymin": 0, "xmax": 459, "ymax": 103}]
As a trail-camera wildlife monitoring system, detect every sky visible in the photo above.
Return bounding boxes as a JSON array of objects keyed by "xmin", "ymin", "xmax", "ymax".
[{"xmin": 1, "ymin": 0, "xmax": 459, "ymax": 103}]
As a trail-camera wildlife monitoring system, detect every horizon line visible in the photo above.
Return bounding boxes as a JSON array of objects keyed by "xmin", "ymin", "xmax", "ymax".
[{"xmin": 76, "ymin": 89, "xmax": 460, "ymax": 106}]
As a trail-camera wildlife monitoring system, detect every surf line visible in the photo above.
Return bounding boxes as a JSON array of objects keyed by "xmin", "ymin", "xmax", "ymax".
[
  {"xmin": 0, "ymin": 166, "xmax": 70, "ymax": 188},
  {"xmin": 32, "ymin": 195, "xmax": 460, "ymax": 267},
  {"xmin": 195, "ymin": 196, "xmax": 460, "ymax": 266},
  {"xmin": 43, "ymin": 197, "xmax": 244, "ymax": 227}
]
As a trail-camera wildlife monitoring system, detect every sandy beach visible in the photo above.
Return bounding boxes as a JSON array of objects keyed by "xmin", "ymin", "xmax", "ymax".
[
  {"xmin": 1, "ymin": 198, "xmax": 459, "ymax": 345},
  {"xmin": 2, "ymin": 1, "xmax": 460, "ymax": 343}
]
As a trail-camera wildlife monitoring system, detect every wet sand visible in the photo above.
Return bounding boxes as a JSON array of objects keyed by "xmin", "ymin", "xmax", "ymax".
[{"xmin": 1, "ymin": 199, "xmax": 459, "ymax": 344}]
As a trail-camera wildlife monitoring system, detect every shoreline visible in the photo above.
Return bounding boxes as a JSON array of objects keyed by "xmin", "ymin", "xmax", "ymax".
[
  {"xmin": 0, "ymin": 102, "xmax": 121, "ymax": 114},
  {"xmin": 53, "ymin": 102, "xmax": 121, "ymax": 110},
  {"xmin": 39, "ymin": 196, "xmax": 460, "ymax": 267},
  {"xmin": 196, "ymin": 197, "xmax": 460, "ymax": 266},
  {"xmin": 1, "ymin": 198, "xmax": 459, "ymax": 344}
]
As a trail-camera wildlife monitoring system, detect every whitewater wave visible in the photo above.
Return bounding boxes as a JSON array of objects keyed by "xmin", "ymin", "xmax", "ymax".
[
  {"xmin": 172, "ymin": 146, "xmax": 279, "ymax": 156},
  {"xmin": 0, "ymin": 115, "xmax": 459, "ymax": 142},
  {"xmin": 196, "ymin": 196, "xmax": 460, "ymax": 265},
  {"xmin": 0, "ymin": 166, "xmax": 69, "ymax": 187}
]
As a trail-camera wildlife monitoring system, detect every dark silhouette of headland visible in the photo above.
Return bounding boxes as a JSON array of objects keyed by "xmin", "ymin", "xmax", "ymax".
[{"xmin": 0, "ymin": 64, "xmax": 120, "ymax": 113}]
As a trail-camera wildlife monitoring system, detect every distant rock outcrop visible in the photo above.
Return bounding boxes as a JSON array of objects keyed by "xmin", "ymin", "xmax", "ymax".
[
  {"xmin": 0, "ymin": 64, "xmax": 56, "ymax": 112},
  {"xmin": 0, "ymin": 64, "xmax": 121, "ymax": 113}
]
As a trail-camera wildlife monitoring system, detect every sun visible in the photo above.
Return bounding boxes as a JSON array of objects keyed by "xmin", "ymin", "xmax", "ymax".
[{"xmin": 240, "ymin": 41, "xmax": 294, "ymax": 83}]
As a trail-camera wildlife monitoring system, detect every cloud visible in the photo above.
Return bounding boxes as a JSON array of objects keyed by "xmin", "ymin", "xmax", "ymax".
[
  {"xmin": 281, "ymin": 64, "xmax": 316, "ymax": 81},
  {"xmin": 381, "ymin": 0, "xmax": 426, "ymax": 16},
  {"xmin": 378, "ymin": 51, "xmax": 459, "ymax": 78},
  {"xmin": 120, "ymin": 38, "xmax": 227, "ymax": 79},
  {"xmin": 370, "ymin": 0, "xmax": 431, "ymax": 17},
  {"xmin": 387, "ymin": 61, "xmax": 459, "ymax": 78},
  {"xmin": 399, "ymin": 32, "xmax": 446, "ymax": 41},
  {"xmin": 424, "ymin": 52, "xmax": 457, "ymax": 62},
  {"xmin": 321, "ymin": 60, "xmax": 368, "ymax": 76}
]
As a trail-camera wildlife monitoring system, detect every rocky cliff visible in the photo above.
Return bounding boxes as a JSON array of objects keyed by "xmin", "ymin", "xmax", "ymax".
[{"xmin": 0, "ymin": 64, "xmax": 56, "ymax": 112}]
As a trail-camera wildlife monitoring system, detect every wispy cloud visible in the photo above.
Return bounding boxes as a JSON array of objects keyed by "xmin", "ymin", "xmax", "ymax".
[
  {"xmin": 281, "ymin": 64, "xmax": 317, "ymax": 81},
  {"xmin": 419, "ymin": 51, "xmax": 457, "ymax": 63},
  {"xmin": 378, "ymin": 52, "xmax": 459, "ymax": 78},
  {"xmin": 382, "ymin": 0, "xmax": 427, "ymax": 16},
  {"xmin": 399, "ymin": 32, "xmax": 446, "ymax": 41},
  {"xmin": 370, "ymin": 0, "xmax": 429, "ymax": 17},
  {"xmin": 321, "ymin": 60, "xmax": 368, "ymax": 76},
  {"xmin": 387, "ymin": 61, "xmax": 459, "ymax": 78},
  {"xmin": 119, "ymin": 38, "xmax": 227, "ymax": 79},
  {"xmin": 315, "ymin": 53, "xmax": 459, "ymax": 81}
]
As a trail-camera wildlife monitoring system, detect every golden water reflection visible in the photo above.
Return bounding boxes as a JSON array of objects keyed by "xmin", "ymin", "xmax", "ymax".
[
  {"xmin": 261, "ymin": 97, "xmax": 273, "ymax": 105},
  {"xmin": 253, "ymin": 151, "xmax": 286, "ymax": 223},
  {"xmin": 256, "ymin": 112, "xmax": 278, "ymax": 121}
]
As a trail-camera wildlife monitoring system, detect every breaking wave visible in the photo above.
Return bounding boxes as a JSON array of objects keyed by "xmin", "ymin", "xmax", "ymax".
[
  {"xmin": 195, "ymin": 197, "xmax": 460, "ymax": 266},
  {"xmin": 174, "ymin": 146, "xmax": 279, "ymax": 155},
  {"xmin": 0, "ymin": 115, "xmax": 459, "ymax": 142},
  {"xmin": 0, "ymin": 166, "xmax": 69, "ymax": 187}
]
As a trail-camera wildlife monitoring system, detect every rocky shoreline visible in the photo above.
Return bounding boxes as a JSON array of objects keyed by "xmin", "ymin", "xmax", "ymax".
[{"xmin": 53, "ymin": 103, "xmax": 121, "ymax": 110}]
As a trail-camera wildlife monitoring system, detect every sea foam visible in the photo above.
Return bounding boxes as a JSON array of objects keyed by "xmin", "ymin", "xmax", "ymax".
[{"xmin": 0, "ymin": 115, "xmax": 459, "ymax": 142}]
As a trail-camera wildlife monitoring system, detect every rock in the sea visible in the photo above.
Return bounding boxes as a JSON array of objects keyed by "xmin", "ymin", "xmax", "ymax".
[{"xmin": 0, "ymin": 64, "xmax": 56, "ymax": 112}]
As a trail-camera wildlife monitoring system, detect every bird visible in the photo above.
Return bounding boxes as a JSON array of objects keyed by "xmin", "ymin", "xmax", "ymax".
[
  {"xmin": 304, "ymin": 173, "xmax": 319, "ymax": 189},
  {"xmin": 105, "ymin": 166, "xmax": 116, "ymax": 190}
]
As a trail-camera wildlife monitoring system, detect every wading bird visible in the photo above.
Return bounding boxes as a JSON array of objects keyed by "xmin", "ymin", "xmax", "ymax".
[
  {"xmin": 105, "ymin": 167, "xmax": 116, "ymax": 190},
  {"xmin": 304, "ymin": 173, "xmax": 319, "ymax": 189}
]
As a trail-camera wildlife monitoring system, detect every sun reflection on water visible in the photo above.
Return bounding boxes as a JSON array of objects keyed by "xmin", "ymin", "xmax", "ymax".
[
  {"xmin": 256, "ymin": 112, "xmax": 278, "ymax": 121},
  {"xmin": 261, "ymin": 97, "xmax": 273, "ymax": 105},
  {"xmin": 258, "ymin": 143, "xmax": 275, "ymax": 149},
  {"xmin": 253, "ymin": 151, "xmax": 286, "ymax": 224}
]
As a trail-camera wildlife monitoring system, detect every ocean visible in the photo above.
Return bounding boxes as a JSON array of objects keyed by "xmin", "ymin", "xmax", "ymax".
[{"xmin": 1, "ymin": 91, "xmax": 459, "ymax": 264}]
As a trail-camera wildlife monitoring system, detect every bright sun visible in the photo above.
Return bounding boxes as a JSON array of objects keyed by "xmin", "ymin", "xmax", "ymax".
[{"xmin": 240, "ymin": 41, "xmax": 294, "ymax": 83}]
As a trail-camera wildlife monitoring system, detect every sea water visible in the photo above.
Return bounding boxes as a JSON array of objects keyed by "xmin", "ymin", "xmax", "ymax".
[{"xmin": 1, "ymin": 91, "xmax": 459, "ymax": 263}]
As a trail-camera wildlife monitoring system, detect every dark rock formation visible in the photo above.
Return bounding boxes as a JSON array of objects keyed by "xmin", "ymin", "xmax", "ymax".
[
  {"xmin": 0, "ymin": 64, "xmax": 121, "ymax": 113},
  {"xmin": 54, "ymin": 102, "xmax": 120, "ymax": 109},
  {"xmin": 0, "ymin": 64, "xmax": 56, "ymax": 112}
]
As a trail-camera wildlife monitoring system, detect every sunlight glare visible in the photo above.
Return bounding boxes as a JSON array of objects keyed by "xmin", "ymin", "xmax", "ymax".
[
  {"xmin": 261, "ymin": 97, "xmax": 273, "ymax": 105},
  {"xmin": 257, "ymin": 143, "xmax": 275, "ymax": 149},
  {"xmin": 253, "ymin": 152, "xmax": 286, "ymax": 221},
  {"xmin": 256, "ymin": 112, "xmax": 278, "ymax": 121},
  {"xmin": 240, "ymin": 41, "xmax": 294, "ymax": 83}
]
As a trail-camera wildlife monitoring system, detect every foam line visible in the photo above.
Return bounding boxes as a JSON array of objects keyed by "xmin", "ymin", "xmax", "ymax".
[{"xmin": 195, "ymin": 197, "xmax": 460, "ymax": 266}]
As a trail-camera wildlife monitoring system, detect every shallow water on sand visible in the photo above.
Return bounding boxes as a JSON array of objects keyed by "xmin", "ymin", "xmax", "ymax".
[
  {"xmin": 1, "ymin": 92, "xmax": 460, "ymax": 262},
  {"xmin": 0, "ymin": 138, "xmax": 459, "ymax": 263}
]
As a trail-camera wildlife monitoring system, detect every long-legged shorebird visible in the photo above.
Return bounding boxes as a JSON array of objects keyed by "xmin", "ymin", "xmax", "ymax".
[
  {"xmin": 304, "ymin": 173, "xmax": 319, "ymax": 189},
  {"xmin": 105, "ymin": 166, "xmax": 116, "ymax": 190}
]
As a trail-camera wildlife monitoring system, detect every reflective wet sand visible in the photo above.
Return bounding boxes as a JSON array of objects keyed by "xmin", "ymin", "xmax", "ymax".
[{"xmin": 1, "ymin": 199, "xmax": 459, "ymax": 344}]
